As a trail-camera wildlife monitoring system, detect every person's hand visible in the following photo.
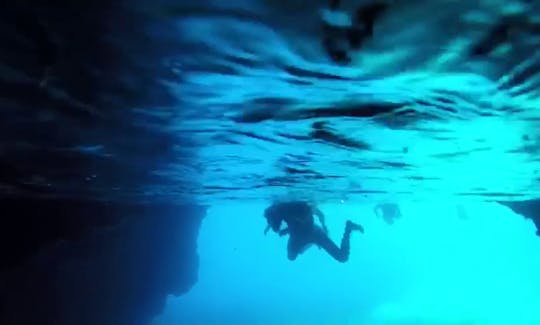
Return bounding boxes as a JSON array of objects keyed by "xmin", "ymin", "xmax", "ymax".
[{"xmin": 264, "ymin": 225, "xmax": 270, "ymax": 235}]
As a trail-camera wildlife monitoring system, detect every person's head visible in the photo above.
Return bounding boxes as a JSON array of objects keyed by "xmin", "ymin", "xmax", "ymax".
[{"xmin": 264, "ymin": 206, "xmax": 281, "ymax": 231}]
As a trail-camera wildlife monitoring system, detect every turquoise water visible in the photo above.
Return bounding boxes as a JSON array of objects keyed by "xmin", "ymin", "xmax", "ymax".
[
  {"xmin": 5, "ymin": 1, "xmax": 540, "ymax": 324},
  {"xmin": 166, "ymin": 0, "xmax": 540, "ymax": 203},
  {"xmin": 154, "ymin": 201, "xmax": 540, "ymax": 324},
  {"xmin": 150, "ymin": 1, "xmax": 540, "ymax": 323}
]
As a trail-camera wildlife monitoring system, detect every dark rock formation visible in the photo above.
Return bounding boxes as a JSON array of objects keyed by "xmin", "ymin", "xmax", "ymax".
[
  {"xmin": 0, "ymin": 1, "xmax": 205, "ymax": 324},
  {"xmin": 499, "ymin": 199, "xmax": 540, "ymax": 235},
  {"xmin": 0, "ymin": 197, "xmax": 205, "ymax": 325}
]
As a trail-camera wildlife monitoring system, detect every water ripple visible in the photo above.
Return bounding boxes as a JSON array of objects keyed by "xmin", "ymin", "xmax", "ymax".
[
  {"xmin": 153, "ymin": 0, "xmax": 540, "ymax": 203},
  {"xmin": 4, "ymin": 0, "xmax": 540, "ymax": 203}
]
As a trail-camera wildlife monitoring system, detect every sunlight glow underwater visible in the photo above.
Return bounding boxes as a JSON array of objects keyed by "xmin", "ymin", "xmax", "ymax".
[{"xmin": 154, "ymin": 201, "xmax": 540, "ymax": 325}]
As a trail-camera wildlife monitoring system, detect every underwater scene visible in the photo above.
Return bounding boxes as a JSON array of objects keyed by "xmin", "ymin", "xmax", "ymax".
[{"xmin": 2, "ymin": 0, "xmax": 540, "ymax": 324}]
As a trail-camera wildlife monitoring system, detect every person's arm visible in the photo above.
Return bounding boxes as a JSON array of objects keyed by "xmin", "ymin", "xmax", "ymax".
[
  {"xmin": 264, "ymin": 215, "xmax": 283, "ymax": 235},
  {"xmin": 313, "ymin": 207, "xmax": 329, "ymax": 233},
  {"xmin": 278, "ymin": 228, "xmax": 290, "ymax": 237}
]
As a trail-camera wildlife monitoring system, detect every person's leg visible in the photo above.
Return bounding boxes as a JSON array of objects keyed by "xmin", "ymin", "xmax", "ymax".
[
  {"xmin": 311, "ymin": 227, "xmax": 344, "ymax": 262},
  {"xmin": 287, "ymin": 234, "xmax": 311, "ymax": 261},
  {"xmin": 312, "ymin": 221, "xmax": 363, "ymax": 263}
]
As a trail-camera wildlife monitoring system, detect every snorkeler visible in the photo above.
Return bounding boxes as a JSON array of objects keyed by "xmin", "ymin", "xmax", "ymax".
[
  {"xmin": 374, "ymin": 203, "xmax": 401, "ymax": 225},
  {"xmin": 263, "ymin": 201, "xmax": 364, "ymax": 262}
]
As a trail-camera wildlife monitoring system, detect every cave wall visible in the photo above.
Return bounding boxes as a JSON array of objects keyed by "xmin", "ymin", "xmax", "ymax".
[
  {"xmin": 498, "ymin": 200, "xmax": 540, "ymax": 236},
  {"xmin": 0, "ymin": 198, "xmax": 205, "ymax": 325},
  {"xmin": 0, "ymin": 1, "xmax": 206, "ymax": 324}
]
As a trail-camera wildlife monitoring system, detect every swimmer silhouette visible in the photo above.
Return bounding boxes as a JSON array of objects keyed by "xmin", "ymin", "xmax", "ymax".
[
  {"xmin": 373, "ymin": 203, "xmax": 401, "ymax": 225},
  {"xmin": 264, "ymin": 201, "xmax": 363, "ymax": 262}
]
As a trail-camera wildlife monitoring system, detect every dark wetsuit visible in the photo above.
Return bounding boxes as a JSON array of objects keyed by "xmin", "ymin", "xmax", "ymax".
[{"xmin": 264, "ymin": 201, "xmax": 363, "ymax": 262}]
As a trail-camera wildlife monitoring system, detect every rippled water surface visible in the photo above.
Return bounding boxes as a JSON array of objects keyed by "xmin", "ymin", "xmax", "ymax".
[
  {"xmin": 3, "ymin": 0, "xmax": 540, "ymax": 203},
  {"xmin": 165, "ymin": 0, "xmax": 540, "ymax": 202}
]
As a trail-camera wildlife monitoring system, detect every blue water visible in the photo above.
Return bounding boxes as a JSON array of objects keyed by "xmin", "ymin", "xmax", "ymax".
[
  {"xmin": 148, "ymin": 2, "xmax": 540, "ymax": 319},
  {"xmin": 164, "ymin": 0, "xmax": 540, "ymax": 203},
  {"xmin": 153, "ymin": 201, "xmax": 540, "ymax": 324},
  {"xmin": 5, "ymin": 1, "xmax": 540, "ymax": 324},
  {"xmin": 144, "ymin": 1, "xmax": 540, "ymax": 323}
]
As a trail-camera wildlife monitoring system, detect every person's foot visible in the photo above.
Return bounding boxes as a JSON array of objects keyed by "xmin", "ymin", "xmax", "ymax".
[{"xmin": 346, "ymin": 220, "xmax": 364, "ymax": 233}]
